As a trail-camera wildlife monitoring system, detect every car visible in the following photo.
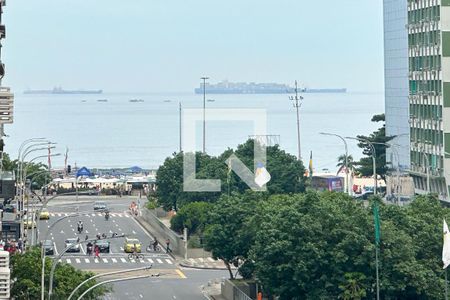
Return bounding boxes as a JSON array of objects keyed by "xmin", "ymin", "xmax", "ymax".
[
  {"xmin": 3, "ymin": 204, "xmax": 16, "ymax": 213},
  {"xmin": 42, "ymin": 240, "xmax": 54, "ymax": 255},
  {"xmin": 65, "ymin": 238, "xmax": 81, "ymax": 252},
  {"xmin": 353, "ymin": 192, "xmax": 374, "ymax": 201},
  {"xmin": 24, "ymin": 218, "xmax": 37, "ymax": 229},
  {"xmin": 123, "ymin": 238, "xmax": 141, "ymax": 253},
  {"xmin": 39, "ymin": 209, "xmax": 50, "ymax": 220},
  {"xmin": 95, "ymin": 240, "xmax": 110, "ymax": 253},
  {"xmin": 93, "ymin": 201, "xmax": 107, "ymax": 211}
]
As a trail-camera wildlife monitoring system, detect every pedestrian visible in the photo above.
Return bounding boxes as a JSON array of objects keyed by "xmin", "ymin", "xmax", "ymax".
[
  {"xmin": 165, "ymin": 239, "xmax": 171, "ymax": 253},
  {"xmin": 94, "ymin": 245, "xmax": 100, "ymax": 258},
  {"xmin": 17, "ymin": 239, "xmax": 23, "ymax": 252}
]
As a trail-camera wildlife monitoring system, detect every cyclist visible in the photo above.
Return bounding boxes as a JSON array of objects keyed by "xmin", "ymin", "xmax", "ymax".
[{"xmin": 152, "ymin": 238, "xmax": 158, "ymax": 251}]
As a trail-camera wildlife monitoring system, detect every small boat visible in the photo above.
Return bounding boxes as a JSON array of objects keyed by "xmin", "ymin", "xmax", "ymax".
[
  {"xmin": 207, "ymin": 99, "xmax": 215, "ymax": 102},
  {"xmin": 97, "ymin": 99, "xmax": 108, "ymax": 102},
  {"xmin": 81, "ymin": 100, "xmax": 87, "ymax": 103},
  {"xmin": 129, "ymin": 99, "xmax": 144, "ymax": 103},
  {"xmin": 163, "ymin": 100, "xmax": 171, "ymax": 103}
]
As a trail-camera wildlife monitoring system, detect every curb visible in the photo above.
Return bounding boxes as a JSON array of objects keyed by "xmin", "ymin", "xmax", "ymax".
[{"xmin": 179, "ymin": 262, "xmax": 230, "ymax": 271}]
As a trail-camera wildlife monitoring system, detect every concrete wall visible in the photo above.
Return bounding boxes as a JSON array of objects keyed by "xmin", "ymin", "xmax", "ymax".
[{"xmin": 137, "ymin": 208, "xmax": 186, "ymax": 257}]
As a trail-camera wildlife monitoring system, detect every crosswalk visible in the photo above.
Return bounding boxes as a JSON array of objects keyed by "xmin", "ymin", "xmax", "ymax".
[
  {"xmin": 57, "ymin": 256, "xmax": 175, "ymax": 266},
  {"xmin": 49, "ymin": 212, "xmax": 131, "ymax": 218}
]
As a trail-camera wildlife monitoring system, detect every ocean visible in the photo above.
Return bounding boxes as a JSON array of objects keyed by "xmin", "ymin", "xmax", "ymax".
[{"xmin": 5, "ymin": 92, "xmax": 384, "ymax": 172}]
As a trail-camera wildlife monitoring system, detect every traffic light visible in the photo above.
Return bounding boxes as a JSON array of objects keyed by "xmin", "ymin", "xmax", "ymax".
[{"xmin": 67, "ymin": 165, "xmax": 71, "ymax": 174}]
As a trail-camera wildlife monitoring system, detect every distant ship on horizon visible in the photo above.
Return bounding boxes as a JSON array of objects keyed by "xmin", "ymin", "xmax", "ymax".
[
  {"xmin": 24, "ymin": 87, "xmax": 103, "ymax": 95},
  {"xmin": 194, "ymin": 80, "xmax": 347, "ymax": 94}
]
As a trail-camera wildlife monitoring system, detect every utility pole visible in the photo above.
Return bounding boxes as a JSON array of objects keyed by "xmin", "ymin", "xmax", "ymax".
[
  {"xmin": 179, "ymin": 102, "xmax": 182, "ymax": 152},
  {"xmin": 200, "ymin": 77, "xmax": 209, "ymax": 153},
  {"xmin": 289, "ymin": 81, "xmax": 303, "ymax": 160}
]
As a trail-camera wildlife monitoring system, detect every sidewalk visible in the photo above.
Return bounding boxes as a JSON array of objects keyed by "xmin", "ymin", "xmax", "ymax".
[{"xmin": 180, "ymin": 257, "xmax": 236, "ymax": 270}]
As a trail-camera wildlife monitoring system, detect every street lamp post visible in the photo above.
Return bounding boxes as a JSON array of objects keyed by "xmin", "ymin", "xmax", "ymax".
[
  {"xmin": 289, "ymin": 81, "xmax": 303, "ymax": 160},
  {"xmin": 67, "ymin": 266, "xmax": 153, "ymax": 300},
  {"xmin": 320, "ymin": 132, "xmax": 350, "ymax": 195},
  {"xmin": 346, "ymin": 137, "xmax": 377, "ymax": 195},
  {"xmin": 200, "ymin": 77, "xmax": 209, "ymax": 153},
  {"xmin": 76, "ymin": 275, "xmax": 151, "ymax": 300}
]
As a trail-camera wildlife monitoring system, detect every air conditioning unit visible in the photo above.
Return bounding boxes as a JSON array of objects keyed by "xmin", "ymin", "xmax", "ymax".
[{"xmin": 0, "ymin": 267, "xmax": 10, "ymax": 299}]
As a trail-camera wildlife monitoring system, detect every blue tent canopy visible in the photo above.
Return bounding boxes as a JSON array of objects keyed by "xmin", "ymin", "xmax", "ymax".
[{"xmin": 76, "ymin": 167, "xmax": 92, "ymax": 178}]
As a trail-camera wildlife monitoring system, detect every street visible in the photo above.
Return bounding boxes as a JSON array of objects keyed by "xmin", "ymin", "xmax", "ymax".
[{"xmin": 31, "ymin": 196, "xmax": 226, "ymax": 299}]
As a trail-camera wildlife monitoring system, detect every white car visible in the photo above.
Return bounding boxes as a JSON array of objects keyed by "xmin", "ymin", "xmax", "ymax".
[{"xmin": 65, "ymin": 238, "xmax": 81, "ymax": 252}]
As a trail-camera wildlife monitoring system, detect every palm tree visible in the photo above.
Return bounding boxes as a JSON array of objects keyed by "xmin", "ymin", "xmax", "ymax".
[{"xmin": 336, "ymin": 154, "xmax": 357, "ymax": 175}]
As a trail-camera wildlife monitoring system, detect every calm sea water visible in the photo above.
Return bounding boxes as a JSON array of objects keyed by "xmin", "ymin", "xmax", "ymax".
[{"xmin": 5, "ymin": 92, "xmax": 384, "ymax": 172}]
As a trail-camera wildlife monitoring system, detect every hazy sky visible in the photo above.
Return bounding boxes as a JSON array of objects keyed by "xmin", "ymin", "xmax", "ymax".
[{"xmin": 4, "ymin": 1, "xmax": 384, "ymax": 93}]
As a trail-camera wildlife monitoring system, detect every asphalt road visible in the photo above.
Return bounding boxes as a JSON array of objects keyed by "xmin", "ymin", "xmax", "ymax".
[
  {"xmin": 104, "ymin": 269, "xmax": 229, "ymax": 300},
  {"xmin": 30, "ymin": 196, "xmax": 224, "ymax": 299}
]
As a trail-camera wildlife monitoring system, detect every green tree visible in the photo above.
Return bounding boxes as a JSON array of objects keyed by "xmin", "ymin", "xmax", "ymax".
[
  {"xmin": 10, "ymin": 247, "xmax": 110, "ymax": 299},
  {"xmin": 336, "ymin": 154, "xmax": 357, "ymax": 175},
  {"xmin": 356, "ymin": 114, "xmax": 393, "ymax": 182},
  {"xmin": 156, "ymin": 140, "xmax": 306, "ymax": 210},
  {"xmin": 249, "ymin": 192, "xmax": 449, "ymax": 299},
  {"xmin": 203, "ymin": 192, "xmax": 263, "ymax": 279},
  {"xmin": 170, "ymin": 201, "xmax": 213, "ymax": 235}
]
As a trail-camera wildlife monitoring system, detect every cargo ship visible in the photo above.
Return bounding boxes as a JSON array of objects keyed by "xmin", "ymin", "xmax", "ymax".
[
  {"xmin": 194, "ymin": 80, "xmax": 346, "ymax": 94},
  {"xmin": 24, "ymin": 87, "xmax": 103, "ymax": 95}
]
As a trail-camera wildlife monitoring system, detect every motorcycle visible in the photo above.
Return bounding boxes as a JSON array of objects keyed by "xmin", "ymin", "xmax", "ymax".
[
  {"xmin": 77, "ymin": 225, "xmax": 83, "ymax": 234},
  {"xmin": 105, "ymin": 213, "xmax": 110, "ymax": 221},
  {"xmin": 87, "ymin": 245, "xmax": 93, "ymax": 256}
]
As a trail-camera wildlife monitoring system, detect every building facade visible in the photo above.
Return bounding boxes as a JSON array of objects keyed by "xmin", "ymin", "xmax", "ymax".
[
  {"xmin": 407, "ymin": 0, "xmax": 450, "ymax": 197},
  {"xmin": 384, "ymin": 0, "xmax": 411, "ymax": 173}
]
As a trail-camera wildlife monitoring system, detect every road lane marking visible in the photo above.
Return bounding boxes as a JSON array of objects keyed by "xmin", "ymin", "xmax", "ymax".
[
  {"xmin": 85, "ymin": 258, "xmax": 90, "ymax": 263},
  {"xmin": 198, "ymin": 258, "xmax": 204, "ymax": 262},
  {"xmin": 112, "ymin": 258, "xmax": 117, "ymax": 263},
  {"xmin": 57, "ymin": 214, "xmax": 62, "ymax": 217},
  {"xmin": 94, "ymin": 259, "xmax": 99, "ymax": 263},
  {"xmin": 165, "ymin": 259, "xmax": 173, "ymax": 265},
  {"xmin": 147, "ymin": 258, "xmax": 154, "ymax": 263},
  {"xmin": 124, "ymin": 214, "xmax": 130, "ymax": 218},
  {"xmin": 85, "ymin": 230, "xmax": 89, "ymax": 234},
  {"xmin": 120, "ymin": 247, "xmax": 124, "ymax": 251},
  {"xmin": 91, "ymin": 214, "xmax": 95, "ymax": 217},
  {"xmin": 175, "ymin": 269, "xmax": 187, "ymax": 279},
  {"xmin": 120, "ymin": 258, "xmax": 126, "ymax": 263},
  {"xmin": 75, "ymin": 258, "xmax": 81, "ymax": 264},
  {"xmin": 118, "ymin": 228, "xmax": 122, "ymax": 231},
  {"xmin": 80, "ymin": 246, "xmax": 86, "ymax": 255},
  {"xmin": 207, "ymin": 257, "xmax": 215, "ymax": 262},
  {"xmin": 66, "ymin": 259, "xmax": 71, "ymax": 264},
  {"xmin": 156, "ymin": 259, "xmax": 163, "ymax": 264},
  {"xmin": 97, "ymin": 213, "xmax": 102, "ymax": 217},
  {"xmin": 102, "ymin": 258, "xmax": 108, "ymax": 263},
  {"xmin": 132, "ymin": 230, "xmax": 136, "ymax": 234},
  {"xmin": 64, "ymin": 213, "xmax": 69, "ymax": 216},
  {"xmin": 130, "ymin": 259, "xmax": 136, "ymax": 263}
]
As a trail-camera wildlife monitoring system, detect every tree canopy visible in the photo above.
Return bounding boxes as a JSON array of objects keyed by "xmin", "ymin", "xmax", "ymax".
[
  {"xmin": 355, "ymin": 113, "xmax": 393, "ymax": 182},
  {"xmin": 156, "ymin": 139, "xmax": 305, "ymax": 210},
  {"xmin": 10, "ymin": 247, "xmax": 110, "ymax": 300}
]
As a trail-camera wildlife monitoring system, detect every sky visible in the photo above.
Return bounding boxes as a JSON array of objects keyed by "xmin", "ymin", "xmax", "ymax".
[{"xmin": 3, "ymin": 0, "xmax": 384, "ymax": 93}]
